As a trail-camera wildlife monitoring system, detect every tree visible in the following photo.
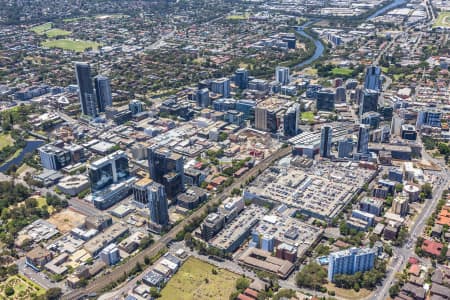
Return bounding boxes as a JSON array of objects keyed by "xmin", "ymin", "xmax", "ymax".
[
  {"xmin": 46, "ymin": 287, "xmax": 62, "ymax": 300},
  {"xmin": 421, "ymin": 183, "xmax": 433, "ymax": 199},
  {"xmin": 236, "ymin": 277, "xmax": 250, "ymax": 292},
  {"xmin": 5, "ymin": 286, "xmax": 14, "ymax": 296},
  {"xmin": 389, "ymin": 284, "xmax": 400, "ymax": 298},
  {"xmin": 296, "ymin": 262, "xmax": 327, "ymax": 290},
  {"xmin": 150, "ymin": 287, "xmax": 161, "ymax": 298}
]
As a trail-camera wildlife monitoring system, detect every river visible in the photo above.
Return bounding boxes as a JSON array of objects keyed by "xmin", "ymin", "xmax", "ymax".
[
  {"xmin": 0, "ymin": 140, "xmax": 45, "ymax": 173},
  {"xmin": 294, "ymin": 0, "xmax": 408, "ymax": 68}
]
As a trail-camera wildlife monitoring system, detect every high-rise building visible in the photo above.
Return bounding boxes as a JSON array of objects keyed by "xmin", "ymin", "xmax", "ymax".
[
  {"xmin": 357, "ymin": 124, "xmax": 370, "ymax": 154},
  {"xmin": 335, "ymin": 86, "xmax": 346, "ymax": 103},
  {"xmin": 363, "ymin": 65, "xmax": 382, "ymax": 92},
  {"xmin": 359, "ymin": 89, "xmax": 379, "ymax": 116},
  {"xmin": 283, "ymin": 103, "xmax": 299, "ymax": 137},
  {"xmin": 88, "ymin": 150, "xmax": 130, "ymax": 192},
  {"xmin": 234, "ymin": 68, "xmax": 249, "ymax": 90},
  {"xmin": 147, "ymin": 146, "xmax": 184, "ymax": 199},
  {"xmin": 361, "ymin": 112, "xmax": 381, "ymax": 129},
  {"xmin": 196, "ymin": 88, "xmax": 210, "ymax": 108},
  {"xmin": 75, "ymin": 62, "xmax": 97, "ymax": 117},
  {"xmin": 275, "ymin": 66, "xmax": 290, "ymax": 85},
  {"xmin": 132, "ymin": 177, "xmax": 153, "ymax": 206},
  {"xmin": 100, "ymin": 243, "xmax": 120, "ymax": 266},
  {"xmin": 38, "ymin": 144, "xmax": 71, "ymax": 170},
  {"xmin": 211, "ymin": 78, "xmax": 231, "ymax": 98},
  {"xmin": 392, "ymin": 195, "xmax": 409, "ymax": 217},
  {"xmin": 416, "ymin": 110, "xmax": 442, "ymax": 128},
  {"xmin": 316, "ymin": 89, "xmax": 335, "ymax": 112},
  {"xmin": 94, "ymin": 75, "xmax": 112, "ymax": 112},
  {"xmin": 328, "ymin": 247, "xmax": 377, "ymax": 282},
  {"xmin": 320, "ymin": 125, "xmax": 333, "ymax": 158},
  {"xmin": 338, "ymin": 138, "xmax": 354, "ymax": 158},
  {"xmin": 255, "ymin": 107, "xmax": 278, "ymax": 133},
  {"xmin": 148, "ymin": 182, "xmax": 169, "ymax": 226},
  {"xmin": 129, "ymin": 99, "xmax": 144, "ymax": 115}
]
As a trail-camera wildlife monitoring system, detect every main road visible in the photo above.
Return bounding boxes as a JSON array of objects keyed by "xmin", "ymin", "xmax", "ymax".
[{"xmin": 63, "ymin": 146, "xmax": 292, "ymax": 299}]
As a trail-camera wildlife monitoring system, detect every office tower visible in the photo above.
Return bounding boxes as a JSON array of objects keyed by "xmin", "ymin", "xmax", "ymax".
[
  {"xmin": 328, "ymin": 247, "xmax": 377, "ymax": 282},
  {"xmin": 338, "ymin": 138, "xmax": 353, "ymax": 158},
  {"xmin": 345, "ymin": 79, "xmax": 358, "ymax": 90},
  {"xmin": 275, "ymin": 66, "xmax": 290, "ymax": 85},
  {"xmin": 132, "ymin": 177, "xmax": 153, "ymax": 205},
  {"xmin": 201, "ymin": 213, "xmax": 225, "ymax": 240},
  {"xmin": 359, "ymin": 197, "xmax": 384, "ymax": 216},
  {"xmin": 234, "ymin": 68, "xmax": 249, "ymax": 89},
  {"xmin": 391, "ymin": 115, "xmax": 404, "ymax": 136},
  {"xmin": 211, "ymin": 78, "xmax": 231, "ymax": 98},
  {"xmin": 359, "ymin": 89, "xmax": 379, "ymax": 116},
  {"xmin": 361, "ymin": 112, "xmax": 381, "ymax": 129},
  {"xmin": 401, "ymin": 124, "xmax": 417, "ymax": 140},
  {"xmin": 416, "ymin": 110, "xmax": 442, "ymax": 128},
  {"xmin": 363, "ymin": 65, "xmax": 382, "ymax": 92},
  {"xmin": 148, "ymin": 182, "xmax": 169, "ymax": 226},
  {"xmin": 128, "ymin": 99, "xmax": 144, "ymax": 115},
  {"xmin": 320, "ymin": 125, "xmax": 333, "ymax": 158},
  {"xmin": 100, "ymin": 243, "xmax": 120, "ymax": 266},
  {"xmin": 255, "ymin": 107, "xmax": 278, "ymax": 133},
  {"xmin": 196, "ymin": 88, "xmax": 210, "ymax": 108},
  {"xmin": 94, "ymin": 75, "xmax": 112, "ymax": 112},
  {"xmin": 38, "ymin": 144, "xmax": 71, "ymax": 170},
  {"xmin": 283, "ymin": 103, "xmax": 299, "ymax": 137},
  {"xmin": 236, "ymin": 99, "xmax": 256, "ymax": 120},
  {"xmin": 127, "ymin": 100, "xmax": 142, "ymax": 115},
  {"xmin": 357, "ymin": 124, "xmax": 370, "ymax": 154},
  {"xmin": 75, "ymin": 62, "xmax": 97, "ymax": 117},
  {"xmin": 147, "ymin": 146, "xmax": 184, "ymax": 199},
  {"xmin": 316, "ymin": 89, "xmax": 335, "ymax": 112},
  {"xmin": 335, "ymin": 86, "xmax": 346, "ymax": 103},
  {"xmin": 88, "ymin": 150, "xmax": 130, "ymax": 192}
]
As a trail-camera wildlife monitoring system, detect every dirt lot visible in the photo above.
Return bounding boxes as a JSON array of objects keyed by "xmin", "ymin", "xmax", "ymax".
[{"xmin": 47, "ymin": 208, "xmax": 86, "ymax": 233}]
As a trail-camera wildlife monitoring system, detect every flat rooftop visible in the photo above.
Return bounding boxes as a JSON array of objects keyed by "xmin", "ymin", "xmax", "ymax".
[{"xmin": 245, "ymin": 159, "xmax": 377, "ymax": 220}]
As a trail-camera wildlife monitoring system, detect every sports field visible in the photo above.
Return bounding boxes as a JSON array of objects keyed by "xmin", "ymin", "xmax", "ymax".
[
  {"xmin": 434, "ymin": 11, "xmax": 450, "ymax": 28},
  {"xmin": 30, "ymin": 23, "xmax": 71, "ymax": 37},
  {"xmin": 160, "ymin": 257, "xmax": 240, "ymax": 300},
  {"xmin": 41, "ymin": 39, "xmax": 101, "ymax": 52}
]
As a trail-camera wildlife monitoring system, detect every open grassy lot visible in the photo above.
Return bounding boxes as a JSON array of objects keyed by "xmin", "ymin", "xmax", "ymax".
[
  {"xmin": 331, "ymin": 67, "xmax": 353, "ymax": 77},
  {"xmin": 45, "ymin": 28, "xmax": 72, "ymax": 37},
  {"xmin": 0, "ymin": 134, "xmax": 14, "ymax": 150},
  {"xmin": 30, "ymin": 22, "xmax": 52, "ymax": 34},
  {"xmin": 324, "ymin": 283, "xmax": 371, "ymax": 300},
  {"xmin": 226, "ymin": 13, "xmax": 249, "ymax": 20},
  {"xmin": 160, "ymin": 257, "xmax": 240, "ymax": 300},
  {"xmin": 434, "ymin": 11, "xmax": 450, "ymax": 28},
  {"xmin": 41, "ymin": 39, "xmax": 101, "ymax": 52},
  {"xmin": 0, "ymin": 275, "xmax": 45, "ymax": 299},
  {"xmin": 301, "ymin": 111, "xmax": 315, "ymax": 122}
]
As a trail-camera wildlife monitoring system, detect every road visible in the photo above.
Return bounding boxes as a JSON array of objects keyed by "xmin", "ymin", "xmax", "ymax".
[
  {"xmin": 63, "ymin": 146, "xmax": 292, "ymax": 299},
  {"xmin": 371, "ymin": 146, "xmax": 449, "ymax": 300}
]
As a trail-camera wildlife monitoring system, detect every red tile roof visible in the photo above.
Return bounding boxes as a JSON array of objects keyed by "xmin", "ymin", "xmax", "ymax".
[
  {"xmin": 237, "ymin": 294, "xmax": 254, "ymax": 300},
  {"xmin": 422, "ymin": 239, "xmax": 443, "ymax": 256},
  {"xmin": 409, "ymin": 264, "xmax": 421, "ymax": 276},
  {"xmin": 244, "ymin": 288, "xmax": 258, "ymax": 298}
]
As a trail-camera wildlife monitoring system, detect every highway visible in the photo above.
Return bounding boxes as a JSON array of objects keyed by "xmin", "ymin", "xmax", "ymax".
[{"xmin": 63, "ymin": 146, "xmax": 292, "ymax": 300}]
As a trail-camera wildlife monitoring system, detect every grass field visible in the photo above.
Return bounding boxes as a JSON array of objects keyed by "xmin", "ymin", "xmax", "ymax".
[
  {"xmin": 325, "ymin": 283, "xmax": 371, "ymax": 300},
  {"xmin": 226, "ymin": 13, "xmax": 249, "ymax": 20},
  {"xmin": 41, "ymin": 39, "xmax": 101, "ymax": 52},
  {"xmin": 331, "ymin": 67, "xmax": 353, "ymax": 77},
  {"xmin": 0, "ymin": 275, "xmax": 45, "ymax": 299},
  {"xmin": 30, "ymin": 22, "xmax": 52, "ymax": 34},
  {"xmin": 301, "ymin": 111, "xmax": 315, "ymax": 122},
  {"xmin": 0, "ymin": 134, "xmax": 14, "ymax": 150},
  {"xmin": 434, "ymin": 11, "xmax": 450, "ymax": 28},
  {"xmin": 45, "ymin": 28, "xmax": 72, "ymax": 37},
  {"xmin": 160, "ymin": 257, "xmax": 240, "ymax": 300}
]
